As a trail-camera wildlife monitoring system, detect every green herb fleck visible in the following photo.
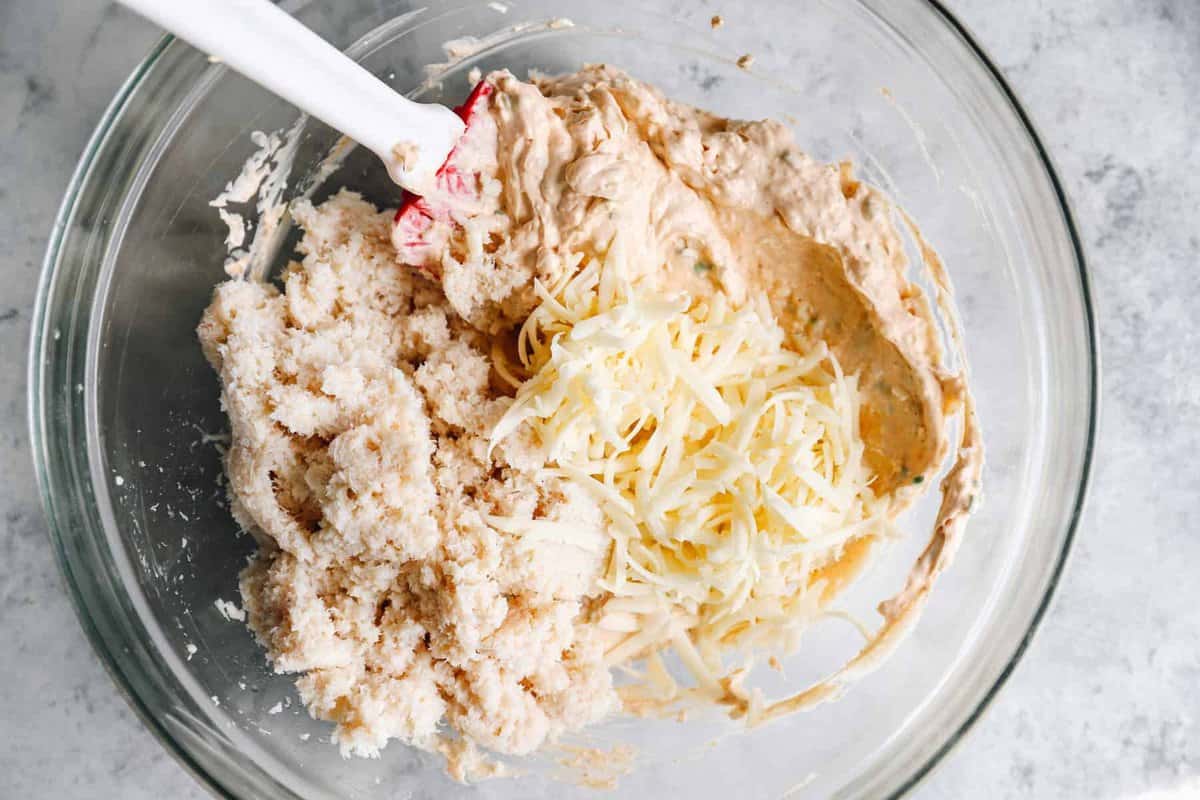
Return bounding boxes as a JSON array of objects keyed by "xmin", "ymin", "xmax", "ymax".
[
  {"xmin": 913, "ymin": 475, "xmax": 924, "ymax": 485},
  {"xmin": 694, "ymin": 261, "xmax": 714, "ymax": 274}
]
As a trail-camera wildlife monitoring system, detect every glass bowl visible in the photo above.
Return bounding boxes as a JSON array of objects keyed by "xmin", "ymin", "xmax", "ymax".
[{"xmin": 28, "ymin": 0, "xmax": 1096, "ymax": 797}]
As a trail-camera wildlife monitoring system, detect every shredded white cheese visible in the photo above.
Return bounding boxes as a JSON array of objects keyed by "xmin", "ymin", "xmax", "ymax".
[{"xmin": 491, "ymin": 235, "xmax": 891, "ymax": 702}]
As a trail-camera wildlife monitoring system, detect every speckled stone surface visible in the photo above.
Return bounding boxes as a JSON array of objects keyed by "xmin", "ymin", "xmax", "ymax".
[{"xmin": 1, "ymin": 1, "xmax": 1196, "ymax": 798}]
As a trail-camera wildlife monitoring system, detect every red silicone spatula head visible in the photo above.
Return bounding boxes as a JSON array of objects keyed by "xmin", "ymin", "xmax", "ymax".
[{"xmin": 393, "ymin": 81, "xmax": 495, "ymax": 274}]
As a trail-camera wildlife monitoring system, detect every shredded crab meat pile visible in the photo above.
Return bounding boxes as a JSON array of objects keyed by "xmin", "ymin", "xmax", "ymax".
[{"xmin": 199, "ymin": 193, "xmax": 616, "ymax": 765}]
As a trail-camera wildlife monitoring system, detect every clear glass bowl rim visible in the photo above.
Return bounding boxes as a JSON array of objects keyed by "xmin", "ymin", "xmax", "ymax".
[{"xmin": 27, "ymin": 1, "xmax": 1099, "ymax": 797}]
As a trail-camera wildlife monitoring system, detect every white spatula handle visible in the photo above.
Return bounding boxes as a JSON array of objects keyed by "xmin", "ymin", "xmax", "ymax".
[{"xmin": 119, "ymin": 0, "xmax": 464, "ymax": 193}]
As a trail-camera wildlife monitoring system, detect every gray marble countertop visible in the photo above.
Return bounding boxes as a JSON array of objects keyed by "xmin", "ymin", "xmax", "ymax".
[{"xmin": 2, "ymin": 1, "xmax": 1196, "ymax": 797}]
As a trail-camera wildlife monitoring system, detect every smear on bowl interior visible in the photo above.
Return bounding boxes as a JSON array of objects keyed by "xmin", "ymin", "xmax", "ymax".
[{"xmin": 197, "ymin": 64, "xmax": 982, "ymax": 780}]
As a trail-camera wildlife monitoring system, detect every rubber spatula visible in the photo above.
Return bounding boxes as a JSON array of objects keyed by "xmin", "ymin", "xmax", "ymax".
[{"xmin": 117, "ymin": 0, "xmax": 485, "ymax": 197}]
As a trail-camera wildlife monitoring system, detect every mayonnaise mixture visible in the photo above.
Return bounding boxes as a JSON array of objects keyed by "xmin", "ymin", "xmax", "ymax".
[{"xmin": 199, "ymin": 64, "xmax": 981, "ymax": 778}]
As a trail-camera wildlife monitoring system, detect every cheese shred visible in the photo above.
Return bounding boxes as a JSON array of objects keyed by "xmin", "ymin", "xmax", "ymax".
[{"xmin": 490, "ymin": 237, "xmax": 890, "ymax": 699}]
